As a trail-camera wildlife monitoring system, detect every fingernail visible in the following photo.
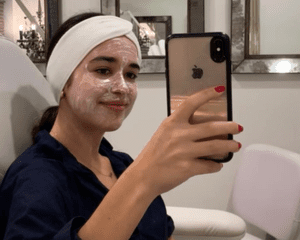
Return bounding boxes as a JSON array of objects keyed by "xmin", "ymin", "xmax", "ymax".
[
  {"xmin": 238, "ymin": 142, "xmax": 242, "ymax": 149},
  {"xmin": 214, "ymin": 86, "xmax": 225, "ymax": 93},
  {"xmin": 238, "ymin": 125, "xmax": 244, "ymax": 132}
]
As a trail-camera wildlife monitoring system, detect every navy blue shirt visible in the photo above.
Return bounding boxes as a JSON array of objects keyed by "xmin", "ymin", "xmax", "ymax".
[{"xmin": 0, "ymin": 130, "xmax": 174, "ymax": 239}]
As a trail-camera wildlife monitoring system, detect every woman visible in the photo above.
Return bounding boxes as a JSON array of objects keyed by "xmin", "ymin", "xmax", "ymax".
[{"xmin": 0, "ymin": 13, "xmax": 243, "ymax": 239}]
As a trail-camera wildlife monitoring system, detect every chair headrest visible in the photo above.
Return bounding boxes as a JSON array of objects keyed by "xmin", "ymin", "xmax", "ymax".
[
  {"xmin": 232, "ymin": 144, "xmax": 300, "ymax": 239},
  {"xmin": 0, "ymin": 38, "xmax": 56, "ymax": 183}
]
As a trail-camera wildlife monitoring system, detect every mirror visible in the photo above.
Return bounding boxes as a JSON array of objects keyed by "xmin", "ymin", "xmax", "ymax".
[
  {"xmin": 231, "ymin": 0, "xmax": 300, "ymax": 73},
  {"xmin": 131, "ymin": 16, "xmax": 172, "ymax": 58},
  {"xmin": 119, "ymin": 0, "xmax": 204, "ymax": 73},
  {"xmin": 4, "ymin": 0, "xmax": 59, "ymax": 64}
]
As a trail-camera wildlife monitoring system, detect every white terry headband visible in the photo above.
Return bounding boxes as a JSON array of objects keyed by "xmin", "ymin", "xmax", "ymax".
[{"xmin": 46, "ymin": 15, "xmax": 142, "ymax": 103}]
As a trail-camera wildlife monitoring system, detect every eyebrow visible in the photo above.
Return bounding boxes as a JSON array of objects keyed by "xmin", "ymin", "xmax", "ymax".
[{"xmin": 90, "ymin": 56, "xmax": 140, "ymax": 71}]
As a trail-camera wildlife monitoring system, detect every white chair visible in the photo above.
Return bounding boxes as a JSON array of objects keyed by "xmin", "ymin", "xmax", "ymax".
[
  {"xmin": 0, "ymin": 37, "xmax": 57, "ymax": 182},
  {"xmin": 167, "ymin": 206, "xmax": 246, "ymax": 239},
  {"xmin": 0, "ymin": 36, "xmax": 246, "ymax": 239},
  {"xmin": 230, "ymin": 144, "xmax": 300, "ymax": 240}
]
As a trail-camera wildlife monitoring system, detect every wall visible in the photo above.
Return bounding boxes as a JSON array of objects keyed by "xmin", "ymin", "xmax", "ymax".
[
  {"xmin": 3, "ymin": 0, "xmax": 13, "ymax": 39},
  {"xmin": 61, "ymin": 0, "xmax": 300, "ymax": 238},
  {"xmin": 61, "ymin": 0, "xmax": 100, "ymax": 23}
]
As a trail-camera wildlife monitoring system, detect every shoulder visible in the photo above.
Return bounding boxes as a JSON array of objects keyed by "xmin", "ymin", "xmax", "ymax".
[
  {"xmin": 1, "ymin": 144, "xmax": 68, "ymax": 195},
  {"xmin": 3, "ymin": 130, "xmax": 76, "ymax": 186},
  {"xmin": 0, "ymin": 153, "xmax": 73, "ymax": 219}
]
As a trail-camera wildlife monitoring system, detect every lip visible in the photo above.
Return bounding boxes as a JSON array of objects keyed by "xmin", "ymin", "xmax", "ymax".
[{"xmin": 100, "ymin": 101, "xmax": 128, "ymax": 111}]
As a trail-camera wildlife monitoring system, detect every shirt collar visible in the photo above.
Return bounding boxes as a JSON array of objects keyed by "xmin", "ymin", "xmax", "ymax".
[
  {"xmin": 35, "ymin": 130, "xmax": 113, "ymax": 151},
  {"xmin": 34, "ymin": 130, "xmax": 128, "ymax": 179},
  {"xmin": 99, "ymin": 137, "xmax": 113, "ymax": 153}
]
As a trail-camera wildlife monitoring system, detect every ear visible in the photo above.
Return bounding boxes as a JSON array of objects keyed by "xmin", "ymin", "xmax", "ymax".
[
  {"xmin": 64, "ymin": 76, "xmax": 73, "ymax": 89},
  {"xmin": 61, "ymin": 75, "xmax": 74, "ymax": 98},
  {"xmin": 60, "ymin": 91, "xmax": 66, "ymax": 99}
]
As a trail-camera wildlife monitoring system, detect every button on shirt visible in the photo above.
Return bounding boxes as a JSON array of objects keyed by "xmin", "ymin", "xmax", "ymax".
[{"xmin": 0, "ymin": 130, "xmax": 174, "ymax": 239}]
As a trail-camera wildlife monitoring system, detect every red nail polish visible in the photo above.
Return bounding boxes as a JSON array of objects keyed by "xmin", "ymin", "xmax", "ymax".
[
  {"xmin": 215, "ymin": 86, "xmax": 225, "ymax": 93},
  {"xmin": 238, "ymin": 143, "xmax": 242, "ymax": 149},
  {"xmin": 238, "ymin": 125, "xmax": 244, "ymax": 132}
]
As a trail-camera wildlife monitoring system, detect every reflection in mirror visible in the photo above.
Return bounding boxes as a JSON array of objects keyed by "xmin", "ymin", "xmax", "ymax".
[
  {"xmin": 231, "ymin": 0, "xmax": 300, "ymax": 74},
  {"xmin": 120, "ymin": 12, "xmax": 171, "ymax": 57},
  {"xmin": 120, "ymin": 0, "xmax": 184, "ymax": 73},
  {"xmin": 119, "ymin": 0, "xmax": 204, "ymax": 73},
  {"xmin": 3, "ymin": 0, "xmax": 58, "ymax": 67},
  {"xmin": 15, "ymin": 0, "xmax": 46, "ymax": 63},
  {"xmin": 139, "ymin": 21, "xmax": 166, "ymax": 56},
  {"xmin": 132, "ymin": 16, "xmax": 172, "ymax": 57}
]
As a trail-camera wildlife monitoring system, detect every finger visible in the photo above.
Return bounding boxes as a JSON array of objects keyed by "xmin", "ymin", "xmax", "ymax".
[
  {"xmin": 185, "ymin": 139, "xmax": 241, "ymax": 159},
  {"xmin": 189, "ymin": 113, "xmax": 227, "ymax": 124},
  {"xmin": 188, "ymin": 122, "xmax": 243, "ymax": 141},
  {"xmin": 202, "ymin": 153, "xmax": 230, "ymax": 161},
  {"xmin": 190, "ymin": 159, "xmax": 223, "ymax": 175},
  {"xmin": 171, "ymin": 86, "xmax": 226, "ymax": 123}
]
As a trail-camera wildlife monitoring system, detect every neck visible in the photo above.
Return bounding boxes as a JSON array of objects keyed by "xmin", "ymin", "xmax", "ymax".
[{"xmin": 50, "ymin": 108, "xmax": 105, "ymax": 165}]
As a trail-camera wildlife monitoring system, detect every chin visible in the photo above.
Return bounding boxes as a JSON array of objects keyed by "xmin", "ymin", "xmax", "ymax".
[
  {"xmin": 105, "ymin": 124, "xmax": 123, "ymax": 132},
  {"xmin": 90, "ymin": 109, "xmax": 131, "ymax": 132},
  {"xmin": 99, "ymin": 119, "xmax": 124, "ymax": 132},
  {"xmin": 103, "ymin": 110, "xmax": 131, "ymax": 132}
]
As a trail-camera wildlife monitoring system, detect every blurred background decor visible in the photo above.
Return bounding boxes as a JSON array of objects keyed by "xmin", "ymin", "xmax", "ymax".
[
  {"xmin": 16, "ymin": 0, "xmax": 45, "ymax": 63},
  {"xmin": 101, "ymin": 0, "xmax": 120, "ymax": 16},
  {"xmin": 132, "ymin": 16, "xmax": 171, "ymax": 57},
  {"xmin": 2, "ymin": 0, "xmax": 58, "ymax": 67}
]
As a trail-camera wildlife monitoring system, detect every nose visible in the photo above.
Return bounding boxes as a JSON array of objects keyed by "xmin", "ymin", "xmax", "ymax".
[{"xmin": 110, "ymin": 71, "xmax": 129, "ymax": 94}]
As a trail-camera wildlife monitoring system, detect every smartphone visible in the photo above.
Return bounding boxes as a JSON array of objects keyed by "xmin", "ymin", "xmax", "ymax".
[{"xmin": 166, "ymin": 32, "xmax": 233, "ymax": 162}]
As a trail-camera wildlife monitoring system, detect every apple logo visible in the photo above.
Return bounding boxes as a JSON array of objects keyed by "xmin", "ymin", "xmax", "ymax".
[{"xmin": 192, "ymin": 65, "xmax": 203, "ymax": 79}]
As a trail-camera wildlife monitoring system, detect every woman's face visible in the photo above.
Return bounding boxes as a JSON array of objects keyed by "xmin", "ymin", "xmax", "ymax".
[{"xmin": 63, "ymin": 36, "xmax": 140, "ymax": 131}]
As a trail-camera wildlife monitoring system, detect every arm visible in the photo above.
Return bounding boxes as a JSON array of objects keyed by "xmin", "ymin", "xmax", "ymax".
[
  {"xmin": 78, "ymin": 87, "xmax": 242, "ymax": 240},
  {"xmin": 169, "ymin": 236, "xmax": 175, "ymax": 240}
]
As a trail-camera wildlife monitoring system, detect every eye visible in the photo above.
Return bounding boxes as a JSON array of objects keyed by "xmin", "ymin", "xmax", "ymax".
[
  {"xmin": 125, "ymin": 72, "xmax": 138, "ymax": 80},
  {"xmin": 96, "ymin": 68, "xmax": 111, "ymax": 76}
]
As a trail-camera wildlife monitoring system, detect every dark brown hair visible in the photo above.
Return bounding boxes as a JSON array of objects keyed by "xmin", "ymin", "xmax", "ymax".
[{"xmin": 31, "ymin": 12, "xmax": 103, "ymax": 144}]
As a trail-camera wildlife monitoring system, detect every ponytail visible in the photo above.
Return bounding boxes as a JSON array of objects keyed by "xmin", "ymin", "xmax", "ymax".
[{"xmin": 31, "ymin": 106, "xmax": 58, "ymax": 144}]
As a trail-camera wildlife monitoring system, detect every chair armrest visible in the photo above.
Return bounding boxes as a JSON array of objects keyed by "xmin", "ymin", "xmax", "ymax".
[{"xmin": 166, "ymin": 206, "xmax": 246, "ymax": 239}]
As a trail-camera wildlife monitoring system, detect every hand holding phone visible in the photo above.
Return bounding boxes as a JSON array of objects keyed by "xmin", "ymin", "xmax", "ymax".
[
  {"xmin": 132, "ymin": 86, "xmax": 242, "ymax": 197},
  {"xmin": 166, "ymin": 33, "xmax": 235, "ymax": 162}
]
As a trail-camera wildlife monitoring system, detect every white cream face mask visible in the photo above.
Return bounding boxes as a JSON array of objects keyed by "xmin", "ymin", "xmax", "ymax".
[
  {"xmin": 64, "ymin": 36, "xmax": 139, "ymax": 131},
  {"xmin": 46, "ymin": 15, "xmax": 142, "ymax": 104},
  {"xmin": 90, "ymin": 37, "xmax": 138, "ymax": 102}
]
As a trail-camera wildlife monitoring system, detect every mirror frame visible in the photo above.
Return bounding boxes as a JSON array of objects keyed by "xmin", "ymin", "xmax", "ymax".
[
  {"xmin": 44, "ymin": 0, "xmax": 59, "ymax": 59},
  {"xmin": 231, "ymin": 0, "xmax": 300, "ymax": 73},
  {"xmin": 134, "ymin": 16, "xmax": 172, "ymax": 74},
  {"xmin": 101, "ymin": 0, "xmax": 120, "ymax": 17}
]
